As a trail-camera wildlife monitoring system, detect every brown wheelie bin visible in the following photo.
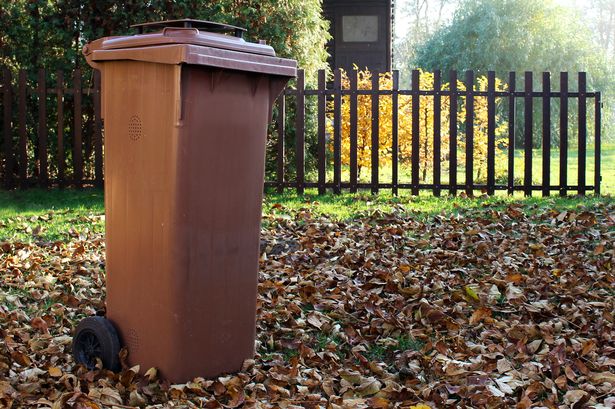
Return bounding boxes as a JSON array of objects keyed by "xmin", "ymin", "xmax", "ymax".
[{"xmin": 72, "ymin": 19, "xmax": 296, "ymax": 382}]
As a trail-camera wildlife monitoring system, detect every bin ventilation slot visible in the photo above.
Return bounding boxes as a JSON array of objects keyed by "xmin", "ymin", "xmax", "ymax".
[{"xmin": 128, "ymin": 116, "xmax": 143, "ymax": 141}]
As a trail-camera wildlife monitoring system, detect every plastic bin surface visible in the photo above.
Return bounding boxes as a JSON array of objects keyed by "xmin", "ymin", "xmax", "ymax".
[{"xmin": 84, "ymin": 20, "xmax": 296, "ymax": 382}]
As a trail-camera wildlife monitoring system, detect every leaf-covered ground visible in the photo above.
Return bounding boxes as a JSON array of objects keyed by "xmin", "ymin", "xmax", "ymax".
[{"xmin": 1, "ymin": 198, "xmax": 614, "ymax": 408}]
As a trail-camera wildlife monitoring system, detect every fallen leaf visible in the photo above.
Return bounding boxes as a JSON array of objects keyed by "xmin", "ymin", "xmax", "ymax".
[
  {"xmin": 48, "ymin": 366, "xmax": 62, "ymax": 377},
  {"xmin": 469, "ymin": 307, "xmax": 492, "ymax": 325}
]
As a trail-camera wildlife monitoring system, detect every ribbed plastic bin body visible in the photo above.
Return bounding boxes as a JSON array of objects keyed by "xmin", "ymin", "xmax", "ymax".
[{"xmin": 82, "ymin": 20, "xmax": 296, "ymax": 382}]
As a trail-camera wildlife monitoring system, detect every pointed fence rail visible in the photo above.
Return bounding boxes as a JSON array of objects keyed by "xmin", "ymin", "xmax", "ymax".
[{"xmin": 0, "ymin": 68, "xmax": 603, "ymax": 196}]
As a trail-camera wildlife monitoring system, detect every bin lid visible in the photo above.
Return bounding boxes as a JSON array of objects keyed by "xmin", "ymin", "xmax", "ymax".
[{"xmin": 83, "ymin": 19, "xmax": 297, "ymax": 77}]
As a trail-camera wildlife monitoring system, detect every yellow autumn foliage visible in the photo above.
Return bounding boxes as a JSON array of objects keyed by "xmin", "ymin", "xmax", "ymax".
[{"xmin": 328, "ymin": 68, "xmax": 509, "ymax": 182}]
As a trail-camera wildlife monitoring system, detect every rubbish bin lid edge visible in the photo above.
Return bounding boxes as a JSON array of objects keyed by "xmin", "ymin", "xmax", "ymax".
[
  {"xmin": 97, "ymin": 29, "xmax": 276, "ymax": 57},
  {"xmin": 90, "ymin": 44, "xmax": 297, "ymax": 77}
]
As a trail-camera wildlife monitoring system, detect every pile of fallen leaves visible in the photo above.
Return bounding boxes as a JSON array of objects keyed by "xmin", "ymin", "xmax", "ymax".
[{"xmin": 1, "ymin": 201, "xmax": 614, "ymax": 408}]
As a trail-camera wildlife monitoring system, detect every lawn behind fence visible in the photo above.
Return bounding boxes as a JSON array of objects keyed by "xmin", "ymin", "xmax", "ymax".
[{"xmin": 322, "ymin": 145, "xmax": 615, "ymax": 195}]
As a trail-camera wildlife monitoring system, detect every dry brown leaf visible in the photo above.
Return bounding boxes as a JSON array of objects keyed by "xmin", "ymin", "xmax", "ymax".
[
  {"xmin": 469, "ymin": 307, "xmax": 492, "ymax": 325},
  {"xmin": 48, "ymin": 366, "xmax": 62, "ymax": 378}
]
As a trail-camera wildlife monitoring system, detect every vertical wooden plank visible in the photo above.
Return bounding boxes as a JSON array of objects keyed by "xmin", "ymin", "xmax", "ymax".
[
  {"xmin": 507, "ymin": 72, "xmax": 516, "ymax": 195},
  {"xmin": 486, "ymin": 71, "xmax": 496, "ymax": 195},
  {"xmin": 2, "ymin": 68, "xmax": 13, "ymax": 189},
  {"xmin": 333, "ymin": 69, "xmax": 342, "ymax": 194},
  {"xmin": 392, "ymin": 70, "xmax": 399, "ymax": 196},
  {"xmin": 578, "ymin": 72, "xmax": 587, "ymax": 196},
  {"xmin": 559, "ymin": 73, "xmax": 568, "ymax": 196},
  {"xmin": 276, "ymin": 93, "xmax": 286, "ymax": 194},
  {"xmin": 449, "ymin": 70, "xmax": 458, "ymax": 195},
  {"xmin": 433, "ymin": 70, "xmax": 442, "ymax": 197},
  {"xmin": 465, "ymin": 70, "xmax": 474, "ymax": 196},
  {"xmin": 371, "ymin": 70, "xmax": 380, "ymax": 194},
  {"xmin": 18, "ymin": 70, "xmax": 27, "ymax": 188},
  {"xmin": 524, "ymin": 71, "xmax": 533, "ymax": 197},
  {"xmin": 594, "ymin": 92, "xmax": 601, "ymax": 196},
  {"xmin": 295, "ymin": 69, "xmax": 305, "ymax": 194},
  {"xmin": 411, "ymin": 69, "xmax": 420, "ymax": 196},
  {"xmin": 38, "ymin": 68, "xmax": 48, "ymax": 188},
  {"xmin": 349, "ymin": 69, "xmax": 358, "ymax": 193},
  {"xmin": 317, "ymin": 69, "xmax": 326, "ymax": 194},
  {"xmin": 541, "ymin": 72, "xmax": 551, "ymax": 196},
  {"xmin": 56, "ymin": 70, "xmax": 65, "ymax": 188},
  {"xmin": 93, "ymin": 70, "xmax": 103, "ymax": 188},
  {"xmin": 73, "ymin": 69, "xmax": 83, "ymax": 188}
]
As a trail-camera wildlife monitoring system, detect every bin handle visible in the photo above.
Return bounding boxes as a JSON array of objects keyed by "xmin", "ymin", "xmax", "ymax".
[
  {"xmin": 162, "ymin": 27, "xmax": 200, "ymax": 37},
  {"xmin": 132, "ymin": 19, "xmax": 246, "ymax": 39}
]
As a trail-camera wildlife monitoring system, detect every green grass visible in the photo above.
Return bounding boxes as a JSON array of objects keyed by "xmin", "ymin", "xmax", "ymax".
[
  {"xmin": 320, "ymin": 144, "xmax": 615, "ymax": 195},
  {"xmin": 0, "ymin": 188, "xmax": 104, "ymax": 217},
  {"xmin": 1, "ymin": 187, "xmax": 612, "ymax": 242},
  {"xmin": 366, "ymin": 336, "xmax": 425, "ymax": 362},
  {"xmin": 512, "ymin": 144, "xmax": 615, "ymax": 194},
  {"xmin": 0, "ymin": 189, "xmax": 105, "ymax": 242},
  {"xmin": 264, "ymin": 190, "xmax": 612, "ymax": 220}
]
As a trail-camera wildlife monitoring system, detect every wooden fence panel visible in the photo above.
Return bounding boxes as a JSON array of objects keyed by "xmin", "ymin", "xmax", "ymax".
[
  {"xmin": 560, "ymin": 72, "xmax": 569, "ymax": 196},
  {"xmin": 73, "ymin": 69, "xmax": 83, "ymax": 188},
  {"xmin": 542, "ymin": 72, "xmax": 551, "ymax": 197},
  {"xmin": 317, "ymin": 69, "xmax": 326, "ymax": 194},
  {"xmin": 507, "ymin": 72, "xmax": 516, "ymax": 195},
  {"xmin": 38, "ymin": 69, "xmax": 48, "ymax": 188},
  {"xmin": 294, "ymin": 69, "xmax": 305, "ymax": 194},
  {"xmin": 276, "ymin": 93, "xmax": 285, "ymax": 194},
  {"xmin": 349, "ymin": 70, "xmax": 358, "ymax": 193},
  {"xmin": 524, "ymin": 72, "xmax": 533, "ymax": 197},
  {"xmin": 333, "ymin": 69, "xmax": 342, "ymax": 194},
  {"xmin": 56, "ymin": 71, "xmax": 65, "ymax": 188},
  {"xmin": 595, "ymin": 92, "xmax": 601, "ymax": 196},
  {"xmin": 18, "ymin": 71, "xmax": 27, "ymax": 188},
  {"xmin": 578, "ymin": 72, "xmax": 587, "ymax": 196},
  {"xmin": 371, "ymin": 70, "xmax": 380, "ymax": 194},
  {"xmin": 411, "ymin": 69, "xmax": 420, "ymax": 196},
  {"xmin": 433, "ymin": 70, "xmax": 442, "ymax": 197},
  {"xmin": 392, "ymin": 70, "xmax": 399, "ymax": 196},
  {"xmin": 465, "ymin": 70, "xmax": 474, "ymax": 195},
  {"xmin": 2, "ymin": 68, "xmax": 13, "ymax": 189},
  {"xmin": 487, "ymin": 71, "xmax": 496, "ymax": 195},
  {"xmin": 449, "ymin": 70, "xmax": 458, "ymax": 196}
]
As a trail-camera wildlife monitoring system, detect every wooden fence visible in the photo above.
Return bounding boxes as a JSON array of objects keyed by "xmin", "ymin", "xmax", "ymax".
[
  {"xmin": 0, "ymin": 68, "xmax": 603, "ymax": 196},
  {"xmin": 0, "ymin": 68, "xmax": 102, "ymax": 189},
  {"xmin": 269, "ymin": 69, "xmax": 602, "ymax": 196}
]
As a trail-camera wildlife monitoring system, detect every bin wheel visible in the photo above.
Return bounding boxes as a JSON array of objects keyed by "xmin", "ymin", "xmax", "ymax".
[{"xmin": 72, "ymin": 316, "xmax": 121, "ymax": 371}]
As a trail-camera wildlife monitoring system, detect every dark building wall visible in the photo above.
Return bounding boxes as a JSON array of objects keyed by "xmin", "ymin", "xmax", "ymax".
[{"xmin": 323, "ymin": 0, "xmax": 392, "ymax": 72}]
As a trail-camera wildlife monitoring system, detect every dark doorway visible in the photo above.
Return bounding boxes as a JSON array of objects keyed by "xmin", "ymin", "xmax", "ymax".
[{"xmin": 323, "ymin": 0, "xmax": 393, "ymax": 72}]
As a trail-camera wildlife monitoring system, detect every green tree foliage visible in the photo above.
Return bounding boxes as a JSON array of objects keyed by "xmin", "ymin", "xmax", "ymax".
[
  {"xmin": 414, "ymin": 0, "xmax": 608, "ymax": 78},
  {"xmin": 413, "ymin": 0, "xmax": 614, "ymax": 145},
  {"xmin": 0, "ymin": 0, "xmax": 329, "ymax": 77},
  {"xmin": 394, "ymin": 0, "xmax": 458, "ymax": 87}
]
